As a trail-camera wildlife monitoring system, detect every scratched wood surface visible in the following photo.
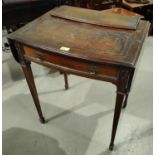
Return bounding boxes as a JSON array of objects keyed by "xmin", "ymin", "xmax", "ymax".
[{"xmin": 8, "ymin": 5, "xmax": 150, "ymax": 67}]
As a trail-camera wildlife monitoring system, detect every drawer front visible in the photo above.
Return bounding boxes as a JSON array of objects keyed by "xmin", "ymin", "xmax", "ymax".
[{"xmin": 23, "ymin": 46, "xmax": 118, "ymax": 80}]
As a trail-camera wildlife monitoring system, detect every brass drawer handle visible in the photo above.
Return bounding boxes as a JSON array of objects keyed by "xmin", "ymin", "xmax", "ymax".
[
  {"xmin": 89, "ymin": 70, "xmax": 96, "ymax": 75},
  {"xmin": 36, "ymin": 52, "xmax": 44, "ymax": 61},
  {"xmin": 89, "ymin": 66, "xmax": 97, "ymax": 75}
]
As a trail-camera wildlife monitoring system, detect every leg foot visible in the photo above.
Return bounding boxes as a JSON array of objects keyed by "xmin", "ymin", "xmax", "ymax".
[
  {"xmin": 40, "ymin": 117, "xmax": 46, "ymax": 124},
  {"xmin": 64, "ymin": 73, "xmax": 69, "ymax": 90},
  {"xmin": 65, "ymin": 85, "xmax": 69, "ymax": 90},
  {"xmin": 109, "ymin": 144, "xmax": 114, "ymax": 151}
]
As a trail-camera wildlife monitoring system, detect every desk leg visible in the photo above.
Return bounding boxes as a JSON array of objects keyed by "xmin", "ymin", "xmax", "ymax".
[
  {"xmin": 109, "ymin": 92, "xmax": 124, "ymax": 150},
  {"xmin": 64, "ymin": 73, "xmax": 69, "ymax": 90},
  {"xmin": 109, "ymin": 69, "xmax": 131, "ymax": 150},
  {"xmin": 22, "ymin": 62, "xmax": 45, "ymax": 123}
]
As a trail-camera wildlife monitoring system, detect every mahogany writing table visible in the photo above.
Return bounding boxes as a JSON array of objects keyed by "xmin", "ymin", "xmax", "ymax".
[{"xmin": 8, "ymin": 6, "xmax": 150, "ymax": 150}]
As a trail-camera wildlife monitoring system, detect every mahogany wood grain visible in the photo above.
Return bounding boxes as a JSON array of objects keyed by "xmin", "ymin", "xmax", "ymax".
[{"xmin": 23, "ymin": 46, "xmax": 119, "ymax": 83}]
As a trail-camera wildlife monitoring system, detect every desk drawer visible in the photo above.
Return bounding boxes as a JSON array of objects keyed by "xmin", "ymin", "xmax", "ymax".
[{"xmin": 23, "ymin": 46, "xmax": 118, "ymax": 79}]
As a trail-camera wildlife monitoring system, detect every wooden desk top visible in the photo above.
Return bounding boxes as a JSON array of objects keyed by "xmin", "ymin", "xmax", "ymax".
[
  {"xmin": 8, "ymin": 6, "xmax": 150, "ymax": 67},
  {"xmin": 122, "ymin": 0, "xmax": 153, "ymax": 9}
]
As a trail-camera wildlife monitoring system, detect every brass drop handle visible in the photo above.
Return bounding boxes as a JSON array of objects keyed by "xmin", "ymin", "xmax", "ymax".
[
  {"xmin": 89, "ymin": 66, "xmax": 97, "ymax": 75},
  {"xmin": 89, "ymin": 71, "xmax": 96, "ymax": 75},
  {"xmin": 36, "ymin": 52, "xmax": 44, "ymax": 61}
]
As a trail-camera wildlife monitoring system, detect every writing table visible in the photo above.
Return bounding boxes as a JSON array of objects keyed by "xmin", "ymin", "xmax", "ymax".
[{"xmin": 8, "ymin": 6, "xmax": 150, "ymax": 150}]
